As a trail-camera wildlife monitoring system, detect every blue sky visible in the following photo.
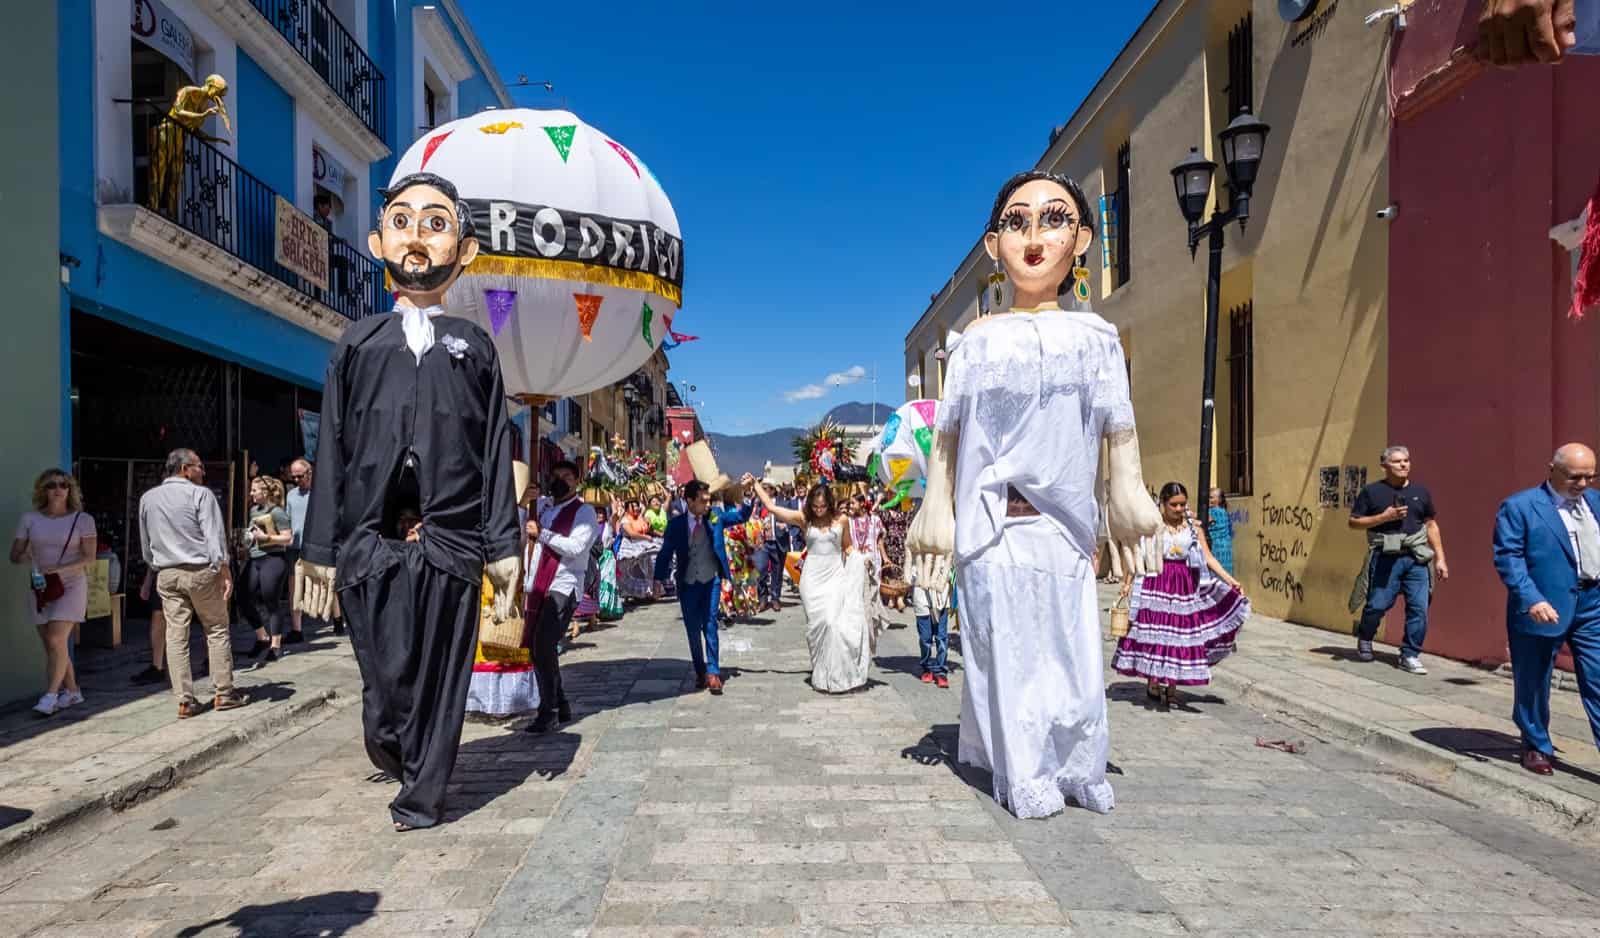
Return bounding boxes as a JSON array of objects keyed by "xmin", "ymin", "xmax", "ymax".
[{"xmin": 462, "ymin": 1, "xmax": 1156, "ymax": 435}]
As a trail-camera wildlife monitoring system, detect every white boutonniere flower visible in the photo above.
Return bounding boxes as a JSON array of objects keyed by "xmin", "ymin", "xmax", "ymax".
[{"xmin": 440, "ymin": 334, "xmax": 470, "ymax": 359}]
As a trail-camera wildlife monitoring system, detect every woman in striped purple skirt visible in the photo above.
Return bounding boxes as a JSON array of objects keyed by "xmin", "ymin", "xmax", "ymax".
[{"xmin": 1114, "ymin": 482, "xmax": 1249, "ymax": 707}]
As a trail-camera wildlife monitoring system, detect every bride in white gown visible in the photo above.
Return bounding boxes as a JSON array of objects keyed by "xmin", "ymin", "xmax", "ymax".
[{"xmin": 749, "ymin": 478, "xmax": 877, "ymax": 692}]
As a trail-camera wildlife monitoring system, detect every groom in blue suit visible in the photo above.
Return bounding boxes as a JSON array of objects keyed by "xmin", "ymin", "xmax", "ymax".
[
  {"xmin": 1492, "ymin": 443, "xmax": 1600, "ymax": 776},
  {"xmin": 654, "ymin": 476, "xmax": 753, "ymax": 695}
]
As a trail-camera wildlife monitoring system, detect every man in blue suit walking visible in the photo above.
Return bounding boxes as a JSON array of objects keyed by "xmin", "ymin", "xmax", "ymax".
[
  {"xmin": 654, "ymin": 475, "xmax": 754, "ymax": 695},
  {"xmin": 1492, "ymin": 443, "xmax": 1600, "ymax": 776}
]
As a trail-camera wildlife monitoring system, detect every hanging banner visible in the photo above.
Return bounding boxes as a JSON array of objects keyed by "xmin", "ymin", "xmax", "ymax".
[
  {"xmin": 298, "ymin": 409, "xmax": 321, "ymax": 459},
  {"xmin": 312, "ymin": 145, "xmax": 353, "ymax": 197},
  {"xmin": 86, "ymin": 559, "xmax": 112, "ymax": 621},
  {"xmin": 131, "ymin": 0, "xmax": 196, "ymax": 81},
  {"xmin": 274, "ymin": 196, "xmax": 330, "ymax": 291}
]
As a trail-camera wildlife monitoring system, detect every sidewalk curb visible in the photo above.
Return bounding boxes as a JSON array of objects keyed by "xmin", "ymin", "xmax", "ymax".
[
  {"xmin": 0, "ymin": 687, "xmax": 339, "ymax": 860},
  {"xmin": 1211, "ymin": 669, "xmax": 1600, "ymax": 844}
]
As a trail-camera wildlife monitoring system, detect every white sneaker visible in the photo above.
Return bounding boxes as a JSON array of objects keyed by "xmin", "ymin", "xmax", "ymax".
[
  {"xmin": 1356, "ymin": 639, "xmax": 1375, "ymax": 662},
  {"xmin": 55, "ymin": 689, "xmax": 84, "ymax": 710},
  {"xmin": 1399, "ymin": 655, "xmax": 1428, "ymax": 675},
  {"xmin": 32, "ymin": 693, "xmax": 58, "ymax": 716}
]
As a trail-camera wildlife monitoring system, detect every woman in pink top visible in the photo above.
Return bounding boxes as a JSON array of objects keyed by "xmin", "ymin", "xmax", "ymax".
[{"xmin": 9, "ymin": 469, "xmax": 98, "ymax": 716}]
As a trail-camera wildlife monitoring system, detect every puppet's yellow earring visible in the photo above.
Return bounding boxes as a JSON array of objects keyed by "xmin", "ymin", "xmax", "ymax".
[{"xmin": 1072, "ymin": 265, "xmax": 1092, "ymax": 303}]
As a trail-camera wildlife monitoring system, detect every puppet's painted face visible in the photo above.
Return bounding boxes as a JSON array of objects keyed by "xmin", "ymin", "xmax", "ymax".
[
  {"xmin": 368, "ymin": 182, "xmax": 478, "ymax": 296},
  {"xmin": 983, "ymin": 178, "xmax": 1092, "ymax": 303}
]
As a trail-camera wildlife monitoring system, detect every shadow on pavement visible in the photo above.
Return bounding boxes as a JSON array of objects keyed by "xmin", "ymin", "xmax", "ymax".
[
  {"xmin": 0, "ymin": 806, "xmax": 33, "ymax": 830},
  {"xmin": 900, "ymin": 722, "xmax": 993, "ymax": 795},
  {"xmin": 1412, "ymin": 726, "xmax": 1600, "ymax": 786},
  {"xmin": 1105, "ymin": 680, "xmax": 1226, "ymax": 712},
  {"xmin": 0, "ymin": 617, "xmax": 342, "ymax": 749},
  {"xmin": 1309, "ymin": 643, "xmax": 1402, "ymax": 668},
  {"xmin": 873, "ymin": 655, "xmax": 962, "ymax": 679},
  {"xmin": 176, "ymin": 890, "xmax": 379, "ymax": 937}
]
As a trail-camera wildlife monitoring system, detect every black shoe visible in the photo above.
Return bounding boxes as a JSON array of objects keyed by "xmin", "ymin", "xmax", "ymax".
[
  {"xmin": 245, "ymin": 639, "xmax": 270, "ymax": 659},
  {"xmin": 558, "ymin": 701, "xmax": 573, "ymax": 723},
  {"xmin": 130, "ymin": 665, "xmax": 166, "ymax": 685},
  {"xmin": 252, "ymin": 648, "xmax": 281, "ymax": 670},
  {"xmin": 525, "ymin": 714, "xmax": 558, "ymax": 734},
  {"xmin": 332, "ymin": 621, "xmax": 345, "ymax": 636},
  {"xmin": 285, "ymin": 630, "xmax": 305, "ymax": 645}
]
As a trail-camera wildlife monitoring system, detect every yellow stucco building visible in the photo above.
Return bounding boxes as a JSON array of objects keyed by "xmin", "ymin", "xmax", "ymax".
[{"xmin": 905, "ymin": 0, "xmax": 1393, "ymax": 633}]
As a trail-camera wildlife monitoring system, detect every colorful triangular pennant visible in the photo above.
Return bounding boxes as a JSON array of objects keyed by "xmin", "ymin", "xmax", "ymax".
[
  {"xmin": 641, "ymin": 301, "xmax": 654, "ymax": 345},
  {"xmin": 881, "ymin": 413, "xmax": 902, "ymax": 446},
  {"xmin": 912, "ymin": 399, "xmax": 937, "ymax": 428},
  {"xmin": 420, "ymin": 130, "xmax": 453, "ymax": 170},
  {"xmin": 574, "ymin": 293, "xmax": 603, "ymax": 342},
  {"xmin": 669, "ymin": 330, "xmax": 699, "ymax": 344},
  {"xmin": 484, "ymin": 289, "xmax": 516, "ymax": 336},
  {"xmin": 888, "ymin": 457, "xmax": 913, "ymax": 485},
  {"xmin": 913, "ymin": 426, "xmax": 934, "ymax": 457},
  {"xmin": 543, "ymin": 125, "xmax": 576, "ymax": 163},
  {"xmin": 606, "ymin": 140, "xmax": 640, "ymax": 177},
  {"xmin": 866, "ymin": 453, "xmax": 881, "ymax": 480}
]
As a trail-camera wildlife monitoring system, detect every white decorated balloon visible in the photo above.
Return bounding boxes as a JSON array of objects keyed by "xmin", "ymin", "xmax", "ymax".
[
  {"xmin": 389, "ymin": 108, "xmax": 683, "ymax": 397},
  {"xmin": 867, "ymin": 399, "xmax": 938, "ymax": 506}
]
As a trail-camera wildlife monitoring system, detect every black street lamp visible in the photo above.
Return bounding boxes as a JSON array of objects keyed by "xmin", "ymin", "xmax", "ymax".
[{"xmin": 1169, "ymin": 106, "xmax": 1270, "ymax": 503}]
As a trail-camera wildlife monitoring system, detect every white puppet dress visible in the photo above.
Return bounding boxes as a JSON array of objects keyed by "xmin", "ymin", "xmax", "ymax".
[{"xmin": 937, "ymin": 307, "xmax": 1134, "ymax": 818}]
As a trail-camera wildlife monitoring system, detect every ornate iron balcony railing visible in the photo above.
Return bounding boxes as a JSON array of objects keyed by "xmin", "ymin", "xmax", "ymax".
[
  {"xmin": 250, "ymin": 0, "xmax": 386, "ymax": 140},
  {"xmin": 140, "ymin": 128, "xmax": 385, "ymax": 322}
]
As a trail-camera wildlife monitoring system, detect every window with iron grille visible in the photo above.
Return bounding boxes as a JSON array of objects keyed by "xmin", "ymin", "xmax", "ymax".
[
  {"xmin": 1115, "ymin": 141, "xmax": 1131, "ymax": 286},
  {"xmin": 1099, "ymin": 193, "xmax": 1117, "ymax": 273},
  {"xmin": 1226, "ymin": 302, "xmax": 1254, "ymax": 496},
  {"xmin": 1227, "ymin": 13, "xmax": 1254, "ymax": 119},
  {"xmin": 568, "ymin": 400, "xmax": 583, "ymax": 436}
]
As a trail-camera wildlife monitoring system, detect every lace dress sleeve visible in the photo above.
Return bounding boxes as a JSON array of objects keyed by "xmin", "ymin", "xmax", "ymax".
[
  {"xmin": 1093, "ymin": 332, "xmax": 1136, "ymax": 435},
  {"xmin": 934, "ymin": 344, "xmax": 969, "ymax": 435}
]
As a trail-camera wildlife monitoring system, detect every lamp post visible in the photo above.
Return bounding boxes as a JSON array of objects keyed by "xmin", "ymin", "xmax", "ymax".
[{"xmin": 1169, "ymin": 107, "xmax": 1270, "ymax": 505}]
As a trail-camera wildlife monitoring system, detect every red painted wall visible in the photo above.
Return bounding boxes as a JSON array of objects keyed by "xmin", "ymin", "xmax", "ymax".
[
  {"xmin": 1388, "ymin": 4, "xmax": 1600, "ymax": 665},
  {"xmin": 665, "ymin": 407, "xmax": 704, "ymax": 486}
]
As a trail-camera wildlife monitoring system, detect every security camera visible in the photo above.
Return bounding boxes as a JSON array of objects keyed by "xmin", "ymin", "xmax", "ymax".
[{"xmin": 1375, "ymin": 204, "xmax": 1400, "ymax": 221}]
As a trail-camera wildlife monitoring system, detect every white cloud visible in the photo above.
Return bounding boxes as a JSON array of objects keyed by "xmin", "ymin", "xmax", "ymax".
[
  {"xmin": 784, "ymin": 384, "xmax": 828, "ymax": 402},
  {"xmin": 826, "ymin": 365, "xmax": 868, "ymax": 386},
  {"xmin": 784, "ymin": 364, "xmax": 867, "ymax": 403}
]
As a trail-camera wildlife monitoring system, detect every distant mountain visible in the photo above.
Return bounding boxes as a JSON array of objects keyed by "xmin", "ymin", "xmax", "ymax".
[
  {"xmin": 705, "ymin": 402, "xmax": 885, "ymax": 478},
  {"xmin": 823, "ymin": 401, "xmax": 894, "ymax": 426}
]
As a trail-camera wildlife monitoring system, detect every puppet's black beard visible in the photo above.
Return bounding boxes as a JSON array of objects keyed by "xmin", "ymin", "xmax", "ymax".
[{"xmin": 385, "ymin": 257, "xmax": 457, "ymax": 293}]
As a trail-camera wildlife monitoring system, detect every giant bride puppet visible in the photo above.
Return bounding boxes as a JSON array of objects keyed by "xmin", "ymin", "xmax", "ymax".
[{"xmin": 909, "ymin": 171, "xmax": 1161, "ymax": 818}]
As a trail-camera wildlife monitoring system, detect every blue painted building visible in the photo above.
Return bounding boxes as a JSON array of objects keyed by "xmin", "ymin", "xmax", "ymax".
[{"xmin": 9, "ymin": 0, "xmax": 511, "ymax": 703}]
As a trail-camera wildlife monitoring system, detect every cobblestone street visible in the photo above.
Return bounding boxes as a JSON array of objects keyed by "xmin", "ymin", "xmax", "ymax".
[{"xmin": 4, "ymin": 597, "xmax": 1600, "ymax": 937}]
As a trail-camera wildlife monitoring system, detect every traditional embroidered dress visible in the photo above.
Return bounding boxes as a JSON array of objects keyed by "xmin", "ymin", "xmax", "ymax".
[
  {"xmin": 466, "ymin": 575, "xmax": 539, "ymax": 717},
  {"xmin": 938, "ymin": 309, "xmax": 1130, "ymax": 818},
  {"xmin": 615, "ymin": 513, "xmax": 662, "ymax": 600},
  {"xmin": 1114, "ymin": 523, "xmax": 1248, "ymax": 686},
  {"xmin": 720, "ymin": 517, "xmax": 764, "ymax": 619},
  {"xmin": 1207, "ymin": 505, "xmax": 1235, "ymax": 576}
]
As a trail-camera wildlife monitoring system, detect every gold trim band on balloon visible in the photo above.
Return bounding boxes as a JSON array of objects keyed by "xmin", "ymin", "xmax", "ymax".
[{"xmin": 465, "ymin": 256, "xmax": 682, "ymax": 306}]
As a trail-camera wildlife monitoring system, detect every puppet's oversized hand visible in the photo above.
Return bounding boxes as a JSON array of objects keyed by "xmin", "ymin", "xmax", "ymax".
[
  {"xmin": 907, "ymin": 502, "xmax": 954, "ymax": 595},
  {"xmin": 1105, "ymin": 428, "xmax": 1161, "ymax": 575},
  {"xmin": 485, "ymin": 554, "xmax": 522, "ymax": 623},
  {"xmin": 295, "ymin": 560, "xmax": 339, "ymax": 621}
]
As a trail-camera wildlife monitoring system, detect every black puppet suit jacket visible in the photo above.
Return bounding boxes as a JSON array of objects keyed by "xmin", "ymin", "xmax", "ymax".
[{"xmin": 300, "ymin": 312, "xmax": 521, "ymax": 589}]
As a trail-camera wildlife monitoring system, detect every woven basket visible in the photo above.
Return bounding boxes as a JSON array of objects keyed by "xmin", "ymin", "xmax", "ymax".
[
  {"xmin": 477, "ymin": 575, "xmax": 527, "ymax": 654},
  {"xmin": 880, "ymin": 579, "xmax": 910, "ymax": 601},
  {"xmin": 1109, "ymin": 597, "xmax": 1131, "ymax": 638}
]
